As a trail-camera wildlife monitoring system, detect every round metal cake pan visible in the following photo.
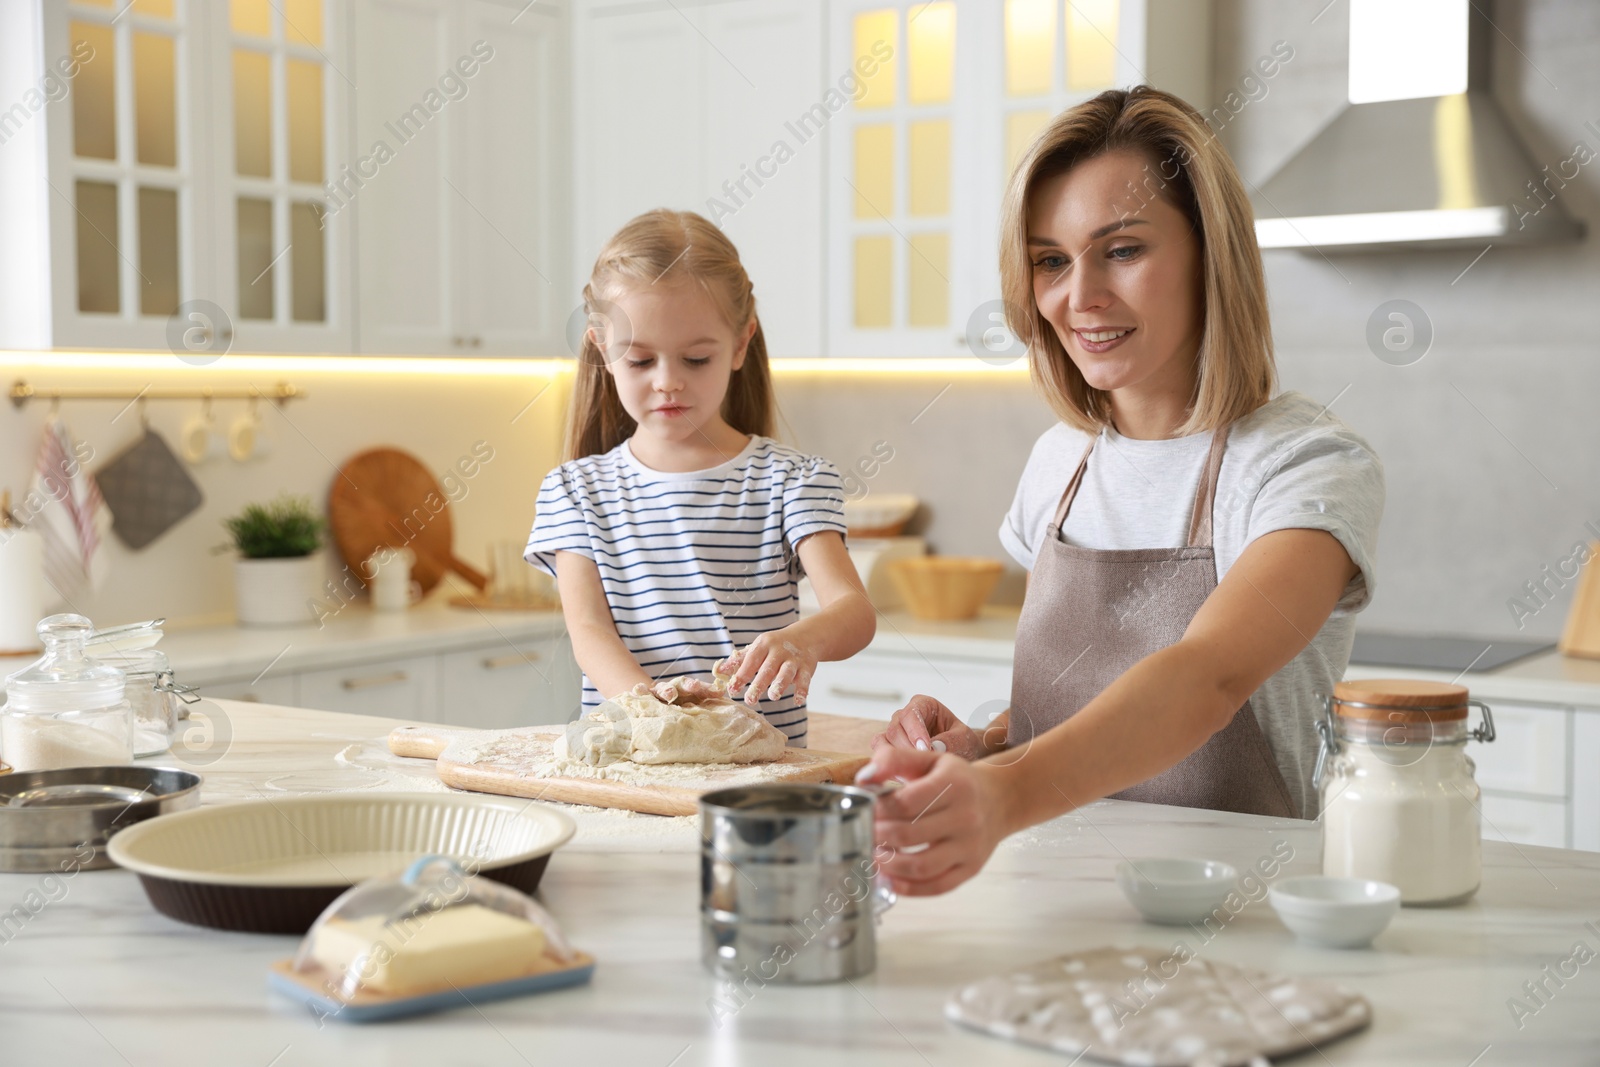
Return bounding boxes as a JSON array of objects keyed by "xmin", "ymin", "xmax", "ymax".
[{"xmin": 0, "ymin": 766, "xmax": 202, "ymax": 872}]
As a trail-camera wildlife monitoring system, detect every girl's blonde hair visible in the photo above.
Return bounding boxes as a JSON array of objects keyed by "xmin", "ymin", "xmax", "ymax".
[
  {"xmin": 999, "ymin": 86, "xmax": 1275, "ymax": 436},
  {"xmin": 564, "ymin": 209, "xmax": 774, "ymax": 461}
]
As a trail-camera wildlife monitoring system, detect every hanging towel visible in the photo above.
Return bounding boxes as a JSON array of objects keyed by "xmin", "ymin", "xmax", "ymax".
[{"xmin": 29, "ymin": 416, "xmax": 112, "ymax": 607}]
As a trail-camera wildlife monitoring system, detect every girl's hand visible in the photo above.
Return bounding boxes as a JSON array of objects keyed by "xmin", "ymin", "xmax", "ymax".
[
  {"xmin": 722, "ymin": 631, "xmax": 817, "ymax": 707},
  {"xmin": 650, "ymin": 676, "xmax": 723, "ymax": 705},
  {"xmin": 872, "ymin": 695, "xmax": 986, "ymax": 759},
  {"xmin": 856, "ymin": 746, "xmax": 1012, "ymax": 897}
]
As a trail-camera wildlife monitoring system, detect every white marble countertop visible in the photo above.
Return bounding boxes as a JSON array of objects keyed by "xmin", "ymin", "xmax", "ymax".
[
  {"xmin": 0, "ymin": 700, "xmax": 1597, "ymax": 1064},
  {"xmin": 13, "ymin": 593, "xmax": 1596, "ymax": 713},
  {"xmin": 0, "ymin": 599, "xmax": 570, "ymax": 687},
  {"xmin": 865, "ymin": 606, "xmax": 1020, "ymax": 663},
  {"xmin": 1341, "ymin": 651, "xmax": 1600, "ymax": 710},
  {"xmin": 865, "ymin": 608, "xmax": 1600, "ymax": 711}
]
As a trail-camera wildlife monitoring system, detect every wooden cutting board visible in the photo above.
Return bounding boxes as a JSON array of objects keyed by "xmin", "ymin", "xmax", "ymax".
[
  {"xmin": 327, "ymin": 447, "xmax": 487, "ymax": 594},
  {"xmin": 388, "ymin": 725, "xmax": 872, "ymax": 817}
]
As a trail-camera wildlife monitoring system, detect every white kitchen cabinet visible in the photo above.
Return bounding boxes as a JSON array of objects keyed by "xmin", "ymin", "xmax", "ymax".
[
  {"xmin": 1468, "ymin": 702, "xmax": 1569, "ymax": 800},
  {"xmin": 697, "ymin": 0, "xmax": 826, "ymax": 358},
  {"xmin": 825, "ymin": 0, "xmax": 1211, "ymax": 357},
  {"xmin": 187, "ymin": 628, "xmax": 580, "ymax": 727},
  {"xmin": 197, "ymin": 673, "xmax": 299, "ymax": 706},
  {"xmin": 0, "ymin": 0, "xmax": 351, "ymax": 351},
  {"xmin": 572, "ymin": 0, "xmax": 824, "ymax": 358},
  {"xmin": 811, "ymin": 651, "xmax": 1012, "ymax": 722},
  {"xmin": 297, "ymin": 653, "xmax": 440, "ymax": 719},
  {"xmin": 437, "ymin": 633, "xmax": 582, "ymax": 729},
  {"xmin": 1572, "ymin": 711, "xmax": 1600, "ymax": 852},
  {"xmin": 202, "ymin": 0, "xmax": 353, "ymax": 352},
  {"xmin": 1480, "ymin": 793, "xmax": 1569, "ymax": 851},
  {"xmin": 353, "ymin": 0, "xmax": 568, "ymax": 356}
]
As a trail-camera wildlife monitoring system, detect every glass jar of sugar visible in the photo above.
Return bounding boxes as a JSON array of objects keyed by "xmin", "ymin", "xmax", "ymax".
[
  {"xmin": 88, "ymin": 647, "xmax": 196, "ymax": 756},
  {"xmin": 1, "ymin": 614, "xmax": 135, "ymax": 772},
  {"xmin": 1316, "ymin": 679, "xmax": 1495, "ymax": 905}
]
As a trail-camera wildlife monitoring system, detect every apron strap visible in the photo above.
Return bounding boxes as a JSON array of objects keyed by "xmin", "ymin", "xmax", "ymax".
[
  {"xmin": 1051, "ymin": 435, "xmax": 1099, "ymax": 531},
  {"xmin": 1186, "ymin": 427, "xmax": 1229, "ymax": 548}
]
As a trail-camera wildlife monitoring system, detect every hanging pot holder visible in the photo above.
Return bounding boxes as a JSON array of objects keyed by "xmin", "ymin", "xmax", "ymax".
[{"xmin": 96, "ymin": 430, "xmax": 205, "ymax": 550}]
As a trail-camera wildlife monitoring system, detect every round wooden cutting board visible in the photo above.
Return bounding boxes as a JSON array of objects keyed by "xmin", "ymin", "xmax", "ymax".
[{"xmin": 327, "ymin": 447, "xmax": 487, "ymax": 593}]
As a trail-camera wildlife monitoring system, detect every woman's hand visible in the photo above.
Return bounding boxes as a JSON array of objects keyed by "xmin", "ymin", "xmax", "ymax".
[
  {"xmin": 857, "ymin": 746, "xmax": 1013, "ymax": 896},
  {"xmin": 722, "ymin": 630, "xmax": 817, "ymax": 707},
  {"xmin": 872, "ymin": 695, "xmax": 987, "ymax": 759}
]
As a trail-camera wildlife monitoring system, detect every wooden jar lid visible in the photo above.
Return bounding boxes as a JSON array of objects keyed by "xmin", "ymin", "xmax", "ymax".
[{"xmin": 1331, "ymin": 679, "xmax": 1470, "ymax": 721}]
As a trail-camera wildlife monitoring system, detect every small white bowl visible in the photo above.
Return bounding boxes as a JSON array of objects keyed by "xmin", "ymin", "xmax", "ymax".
[
  {"xmin": 1116, "ymin": 858, "xmax": 1237, "ymax": 925},
  {"xmin": 1269, "ymin": 875, "xmax": 1400, "ymax": 949}
]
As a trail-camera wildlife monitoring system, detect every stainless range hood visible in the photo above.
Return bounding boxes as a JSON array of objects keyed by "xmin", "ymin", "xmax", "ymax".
[{"xmin": 1252, "ymin": 0, "xmax": 1584, "ymax": 253}]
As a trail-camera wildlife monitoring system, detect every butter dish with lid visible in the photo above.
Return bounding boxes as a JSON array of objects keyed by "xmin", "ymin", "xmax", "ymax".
[{"xmin": 269, "ymin": 855, "xmax": 594, "ymax": 1023}]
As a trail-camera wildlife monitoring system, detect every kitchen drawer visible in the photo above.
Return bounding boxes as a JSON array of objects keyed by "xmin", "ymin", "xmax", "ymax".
[
  {"xmin": 438, "ymin": 635, "xmax": 582, "ymax": 729},
  {"xmin": 196, "ymin": 674, "xmax": 298, "ymax": 706},
  {"xmin": 1469, "ymin": 703, "xmax": 1569, "ymax": 799},
  {"xmin": 1480, "ymin": 792, "xmax": 1568, "ymax": 850},
  {"xmin": 810, "ymin": 653, "xmax": 1012, "ymax": 722},
  {"xmin": 297, "ymin": 656, "xmax": 440, "ymax": 721}
]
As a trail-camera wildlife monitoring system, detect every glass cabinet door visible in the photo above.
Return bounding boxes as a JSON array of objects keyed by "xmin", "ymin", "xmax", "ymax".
[
  {"xmin": 63, "ymin": 0, "xmax": 190, "ymax": 330},
  {"xmin": 1002, "ymin": 0, "xmax": 1119, "ymax": 176},
  {"xmin": 830, "ymin": 0, "xmax": 963, "ymax": 356},
  {"xmin": 215, "ymin": 0, "xmax": 346, "ymax": 349},
  {"xmin": 824, "ymin": 0, "xmax": 1138, "ymax": 359}
]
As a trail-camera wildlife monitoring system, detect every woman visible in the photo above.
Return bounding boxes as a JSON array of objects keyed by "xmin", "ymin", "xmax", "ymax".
[{"xmin": 862, "ymin": 86, "xmax": 1384, "ymax": 896}]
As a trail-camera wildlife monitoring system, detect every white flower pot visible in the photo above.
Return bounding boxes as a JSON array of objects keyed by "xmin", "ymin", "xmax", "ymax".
[{"xmin": 234, "ymin": 553, "xmax": 322, "ymax": 627}]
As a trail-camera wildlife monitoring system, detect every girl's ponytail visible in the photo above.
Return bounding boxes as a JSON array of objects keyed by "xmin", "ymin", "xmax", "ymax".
[
  {"xmin": 722, "ymin": 316, "xmax": 774, "ymax": 441},
  {"xmin": 563, "ymin": 285, "xmax": 637, "ymax": 463}
]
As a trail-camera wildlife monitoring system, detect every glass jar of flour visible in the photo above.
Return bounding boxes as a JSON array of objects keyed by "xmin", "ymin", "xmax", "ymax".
[
  {"xmin": 2, "ymin": 614, "xmax": 135, "ymax": 772},
  {"xmin": 1316, "ymin": 679, "xmax": 1495, "ymax": 905},
  {"xmin": 90, "ymin": 647, "xmax": 196, "ymax": 756}
]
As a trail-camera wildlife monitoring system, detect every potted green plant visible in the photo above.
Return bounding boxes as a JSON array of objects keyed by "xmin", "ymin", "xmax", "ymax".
[{"xmin": 223, "ymin": 495, "xmax": 326, "ymax": 627}]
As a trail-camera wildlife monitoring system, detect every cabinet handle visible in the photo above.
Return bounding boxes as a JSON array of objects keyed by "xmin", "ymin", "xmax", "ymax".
[
  {"xmin": 482, "ymin": 652, "xmax": 540, "ymax": 670},
  {"xmin": 342, "ymin": 670, "xmax": 409, "ymax": 691},
  {"xmin": 828, "ymin": 685, "xmax": 905, "ymax": 704},
  {"xmin": 451, "ymin": 335, "xmax": 465, "ymax": 347},
  {"xmin": 469, "ymin": 336, "xmax": 482, "ymax": 348}
]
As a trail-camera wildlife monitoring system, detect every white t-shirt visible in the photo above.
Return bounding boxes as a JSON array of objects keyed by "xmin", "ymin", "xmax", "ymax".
[
  {"xmin": 999, "ymin": 391, "xmax": 1386, "ymax": 818},
  {"xmin": 525, "ymin": 435, "xmax": 847, "ymax": 745}
]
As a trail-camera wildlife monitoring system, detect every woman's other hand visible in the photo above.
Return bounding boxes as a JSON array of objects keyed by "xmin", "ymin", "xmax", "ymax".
[
  {"xmin": 871, "ymin": 695, "xmax": 986, "ymax": 759},
  {"xmin": 856, "ymin": 746, "xmax": 1012, "ymax": 896}
]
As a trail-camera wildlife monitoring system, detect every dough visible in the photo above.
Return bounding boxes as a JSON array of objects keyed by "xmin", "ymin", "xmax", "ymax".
[{"xmin": 555, "ymin": 675, "xmax": 786, "ymax": 767}]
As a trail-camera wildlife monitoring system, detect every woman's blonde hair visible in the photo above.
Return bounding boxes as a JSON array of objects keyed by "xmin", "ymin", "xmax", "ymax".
[
  {"xmin": 999, "ymin": 86, "xmax": 1275, "ymax": 436},
  {"xmin": 564, "ymin": 209, "xmax": 774, "ymax": 461}
]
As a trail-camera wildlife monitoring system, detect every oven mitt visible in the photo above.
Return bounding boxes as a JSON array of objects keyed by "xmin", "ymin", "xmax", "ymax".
[
  {"xmin": 945, "ymin": 945, "xmax": 1371, "ymax": 1067},
  {"xmin": 95, "ymin": 430, "xmax": 204, "ymax": 550}
]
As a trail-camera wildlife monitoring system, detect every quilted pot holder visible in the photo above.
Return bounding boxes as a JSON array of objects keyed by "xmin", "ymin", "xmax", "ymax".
[
  {"xmin": 95, "ymin": 430, "xmax": 204, "ymax": 549},
  {"xmin": 945, "ymin": 944, "xmax": 1371, "ymax": 1067}
]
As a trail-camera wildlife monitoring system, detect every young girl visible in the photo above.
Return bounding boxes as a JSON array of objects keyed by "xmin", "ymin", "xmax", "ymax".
[{"xmin": 524, "ymin": 210, "xmax": 875, "ymax": 746}]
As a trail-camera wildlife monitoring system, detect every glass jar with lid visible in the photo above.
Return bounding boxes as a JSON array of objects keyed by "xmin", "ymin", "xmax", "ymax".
[
  {"xmin": 2, "ymin": 614, "xmax": 135, "ymax": 772},
  {"xmin": 85, "ymin": 619, "xmax": 196, "ymax": 757},
  {"xmin": 1316, "ymin": 679, "xmax": 1495, "ymax": 905},
  {"xmin": 89, "ymin": 647, "xmax": 197, "ymax": 756}
]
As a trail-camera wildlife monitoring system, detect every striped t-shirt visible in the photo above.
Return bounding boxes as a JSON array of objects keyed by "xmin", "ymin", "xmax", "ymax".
[{"xmin": 524, "ymin": 436, "xmax": 847, "ymax": 745}]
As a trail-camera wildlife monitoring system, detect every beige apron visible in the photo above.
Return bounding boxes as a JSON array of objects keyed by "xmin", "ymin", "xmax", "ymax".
[{"xmin": 1007, "ymin": 428, "xmax": 1299, "ymax": 818}]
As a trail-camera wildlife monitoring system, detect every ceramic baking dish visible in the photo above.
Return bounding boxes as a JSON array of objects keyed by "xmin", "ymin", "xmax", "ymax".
[{"xmin": 106, "ymin": 793, "xmax": 575, "ymax": 933}]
